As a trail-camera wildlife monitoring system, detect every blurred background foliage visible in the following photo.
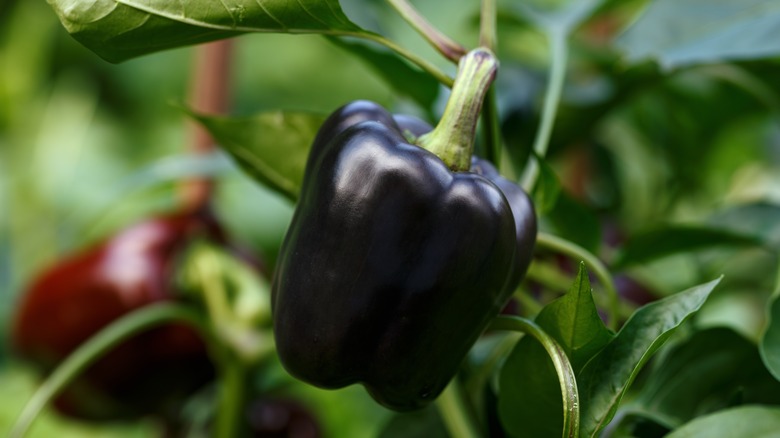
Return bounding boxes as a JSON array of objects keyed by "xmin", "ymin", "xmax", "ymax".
[{"xmin": 2, "ymin": 0, "xmax": 780, "ymax": 436}]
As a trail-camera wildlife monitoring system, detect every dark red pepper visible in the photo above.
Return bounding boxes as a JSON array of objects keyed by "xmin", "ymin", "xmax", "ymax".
[{"xmin": 11, "ymin": 209, "xmax": 221, "ymax": 420}]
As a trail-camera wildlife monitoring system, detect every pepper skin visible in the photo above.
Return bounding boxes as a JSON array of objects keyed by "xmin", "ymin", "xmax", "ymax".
[
  {"xmin": 272, "ymin": 101, "xmax": 535, "ymax": 411},
  {"xmin": 12, "ymin": 210, "xmax": 221, "ymax": 421},
  {"xmin": 393, "ymin": 113, "xmax": 537, "ymax": 286}
]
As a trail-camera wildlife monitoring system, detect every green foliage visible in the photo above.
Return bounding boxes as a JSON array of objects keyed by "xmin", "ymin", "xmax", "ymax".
[
  {"xmin": 613, "ymin": 226, "xmax": 765, "ymax": 269},
  {"xmin": 578, "ymin": 278, "xmax": 721, "ymax": 437},
  {"xmin": 618, "ymin": 0, "xmax": 780, "ymax": 68},
  {"xmin": 189, "ymin": 110, "xmax": 325, "ymax": 202},
  {"xmin": 666, "ymin": 405, "xmax": 780, "ymax": 438},
  {"xmin": 6, "ymin": 0, "xmax": 780, "ymax": 436},
  {"xmin": 633, "ymin": 327, "xmax": 780, "ymax": 429},
  {"xmin": 47, "ymin": 0, "xmax": 361, "ymax": 62},
  {"xmin": 499, "ymin": 264, "xmax": 611, "ymax": 437}
]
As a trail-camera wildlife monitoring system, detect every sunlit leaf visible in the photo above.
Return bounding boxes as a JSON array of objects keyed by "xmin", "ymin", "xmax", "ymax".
[
  {"xmin": 578, "ymin": 277, "xmax": 721, "ymax": 437},
  {"xmin": 48, "ymin": 0, "xmax": 364, "ymax": 62},
  {"xmin": 666, "ymin": 405, "xmax": 780, "ymax": 438},
  {"xmin": 617, "ymin": 0, "xmax": 780, "ymax": 68}
]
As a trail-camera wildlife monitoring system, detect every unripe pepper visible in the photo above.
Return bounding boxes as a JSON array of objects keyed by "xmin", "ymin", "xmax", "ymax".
[{"xmin": 271, "ymin": 49, "xmax": 536, "ymax": 411}]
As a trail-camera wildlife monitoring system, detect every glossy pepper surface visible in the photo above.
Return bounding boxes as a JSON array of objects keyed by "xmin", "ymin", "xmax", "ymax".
[{"xmin": 272, "ymin": 98, "xmax": 536, "ymax": 411}]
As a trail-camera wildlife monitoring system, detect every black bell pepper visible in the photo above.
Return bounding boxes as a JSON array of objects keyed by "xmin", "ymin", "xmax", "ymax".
[{"xmin": 271, "ymin": 49, "xmax": 536, "ymax": 411}]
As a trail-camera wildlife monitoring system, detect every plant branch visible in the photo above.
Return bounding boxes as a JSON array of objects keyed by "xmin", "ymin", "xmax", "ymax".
[
  {"xmin": 348, "ymin": 32, "xmax": 454, "ymax": 87},
  {"xmin": 10, "ymin": 304, "xmax": 207, "ymax": 438},
  {"xmin": 536, "ymin": 232, "xmax": 619, "ymax": 331},
  {"xmin": 520, "ymin": 28, "xmax": 568, "ymax": 191},
  {"xmin": 479, "ymin": 0, "xmax": 497, "ymax": 50},
  {"xmin": 386, "ymin": 0, "xmax": 466, "ymax": 63},
  {"xmin": 181, "ymin": 39, "xmax": 234, "ymax": 212},
  {"xmin": 489, "ymin": 315, "xmax": 580, "ymax": 438},
  {"xmin": 436, "ymin": 379, "xmax": 482, "ymax": 438}
]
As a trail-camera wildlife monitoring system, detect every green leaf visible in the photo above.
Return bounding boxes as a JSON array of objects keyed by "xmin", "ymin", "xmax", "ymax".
[
  {"xmin": 327, "ymin": 37, "xmax": 439, "ymax": 111},
  {"xmin": 536, "ymin": 263, "xmax": 614, "ymax": 372},
  {"xmin": 497, "ymin": 265, "xmax": 608, "ymax": 438},
  {"xmin": 578, "ymin": 277, "xmax": 722, "ymax": 437},
  {"xmin": 760, "ymin": 261, "xmax": 780, "ymax": 381},
  {"xmin": 617, "ymin": 0, "xmax": 780, "ymax": 69},
  {"xmin": 531, "ymin": 153, "xmax": 562, "ymax": 215},
  {"xmin": 48, "ymin": 0, "xmax": 364, "ymax": 62},
  {"xmin": 666, "ymin": 405, "xmax": 780, "ymax": 438},
  {"xmin": 613, "ymin": 226, "xmax": 764, "ymax": 269},
  {"xmin": 498, "ymin": 0, "xmax": 604, "ymax": 32},
  {"xmin": 188, "ymin": 110, "xmax": 325, "ymax": 202},
  {"xmin": 636, "ymin": 327, "xmax": 780, "ymax": 428},
  {"xmin": 709, "ymin": 203, "xmax": 780, "ymax": 247},
  {"xmin": 498, "ymin": 336, "xmax": 563, "ymax": 437}
]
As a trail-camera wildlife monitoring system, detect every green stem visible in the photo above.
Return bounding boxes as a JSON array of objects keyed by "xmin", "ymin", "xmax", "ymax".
[
  {"xmin": 520, "ymin": 28, "xmax": 568, "ymax": 191},
  {"xmin": 536, "ymin": 232, "xmax": 620, "ymax": 331},
  {"xmin": 481, "ymin": 86, "xmax": 502, "ymax": 165},
  {"xmin": 489, "ymin": 316, "xmax": 580, "ymax": 438},
  {"xmin": 479, "ymin": 0, "xmax": 497, "ymax": 50},
  {"xmin": 215, "ymin": 359, "xmax": 247, "ymax": 438},
  {"xmin": 348, "ymin": 32, "xmax": 454, "ymax": 87},
  {"xmin": 436, "ymin": 379, "xmax": 482, "ymax": 438},
  {"xmin": 417, "ymin": 48, "xmax": 498, "ymax": 171},
  {"xmin": 385, "ymin": 0, "xmax": 466, "ymax": 63},
  {"xmin": 10, "ymin": 304, "xmax": 207, "ymax": 438}
]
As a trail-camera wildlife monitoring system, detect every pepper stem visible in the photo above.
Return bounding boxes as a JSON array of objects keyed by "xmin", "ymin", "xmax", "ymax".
[{"xmin": 417, "ymin": 48, "xmax": 498, "ymax": 171}]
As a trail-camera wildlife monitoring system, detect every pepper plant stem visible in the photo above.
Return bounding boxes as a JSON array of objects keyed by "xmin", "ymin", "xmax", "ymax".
[
  {"xmin": 520, "ymin": 28, "xmax": 568, "ymax": 191},
  {"xmin": 215, "ymin": 359, "xmax": 247, "ymax": 438},
  {"xmin": 480, "ymin": 0, "xmax": 497, "ymax": 50},
  {"xmin": 436, "ymin": 379, "xmax": 482, "ymax": 438},
  {"xmin": 386, "ymin": 0, "xmax": 466, "ymax": 62},
  {"xmin": 417, "ymin": 48, "xmax": 498, "ymax": 171},
  {"xmin": 10, "ymin": 304, "xmax": 207, "ymax": 438},
  {"xmin": 489, "ymin": 315, "xmax": 580, "ymax": 438}
]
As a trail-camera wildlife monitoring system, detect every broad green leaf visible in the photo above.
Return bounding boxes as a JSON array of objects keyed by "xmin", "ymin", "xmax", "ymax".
[
  {"xmin": 709, "ymin": 203, "xmax": 780, "ymax": 247},
  {"xmin": 189, "ymin": 110, "xmax": 325, "ymax": 202},
  {"xmin": 613, "ymin": 226, "xmax": 764, "ymax": 269},
  {"xmin": 666, "ymin": 406, "xmax": 780, "ymax": 438},
  {"xmin": 498, "ymin": 336, "xmax": 563, "ymax": 437},
  {"xmin": 617, "ymin": 0, "xmax": 780, "ymax": 69},
  {"xmin": 636, "ymin": 327, "xmax": 780, "ymax": 428},
  {"xmin": 578, "ymin": 277, "xmax": 721, "ymax": 437},
  {"xmin": 498, "ymin": 265, "xmax": 608, "ymax": 438},
  {"xmin": 531, "ymin": 153, "xmax": 562, "ymax": 215},
  {"xmin": 327, "ymin": 38, "xmax": 439, "ymax": 111},
  {"xmin": 48, "ymin": 0, "xmax": 364, "ymax": 62},
  {"xmin": 498, "ymin": 0, "xmax": 604, "ymax": 32},
  {"xmin": 536, "ymin": 263, "xmax": 614, "ymax": 372},
  {"xmin": 760, "ymin": 261, "xmax": 780, "ymax": 381}
]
